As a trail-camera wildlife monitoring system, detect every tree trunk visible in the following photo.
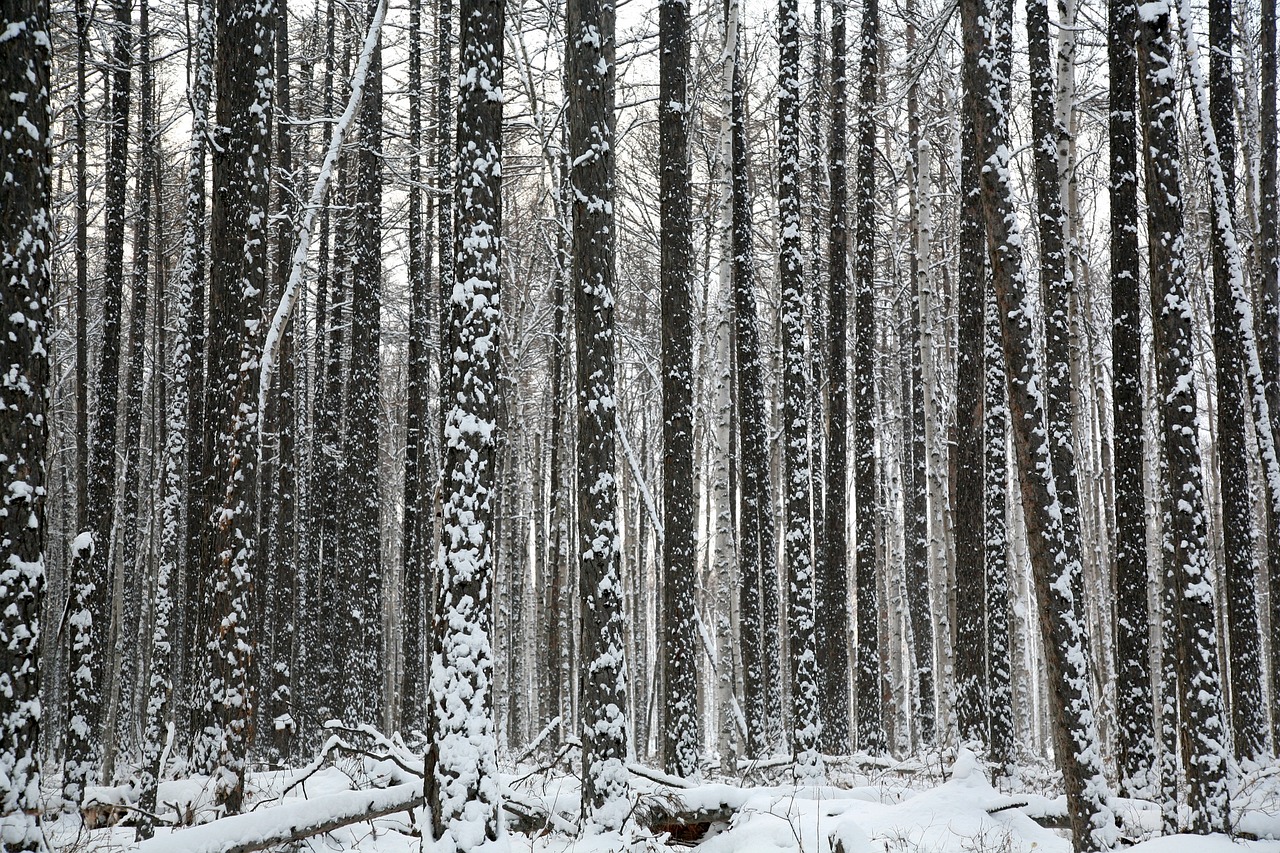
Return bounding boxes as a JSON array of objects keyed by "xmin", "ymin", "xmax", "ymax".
[{"xmin": 0, "ymin": 3, "xmax": 51, "ymax": 846}]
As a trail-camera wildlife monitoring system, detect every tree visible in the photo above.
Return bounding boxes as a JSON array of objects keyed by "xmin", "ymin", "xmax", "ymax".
[
  {"xmin": 985, "ymin": 289, "xmax": 1013, "ymax": 773},
  {"xmin": 0, "ymin": 2, "xmax": 51, "ymax": 847},
  {"xmin": 569, "ymin": 0, "xmax": 631, "ymax": 821},
  {"xmin": 818, "ymin": 0, "xmax": 852, "ymax": 754},
  {"xmin": 205, "ymin": 0, "xmax": 277, "ymax": 812},
  {"xmin": 728, "ymin": 0, "xmax": 782, "ymax": 756},
  {"xmin": 1262, "ymin": 0, "xmax": 1280, "ymax": 753},
  {"xmin": 1108, "ymin": 0, "xmax": 1156, "ymax": 797},
  {"xmin": 66, "ymin": 0, "xmax": 131, "ymax": 807},
  {"xmin": 852, "ymin": 0, "xmax": 883, "ymax": 755},
  {"xmin": 1136, "ymin": 0, "xmax": 1231, "ymax": 830},
  {"xmin": 341, "ymin": 0, "xmax": 385, "ymax": 724},
  {"xmin": 424, "ymin": 0, "xmax": 504, "ymax": 838},
  {"xmin": 965, "ymin": 0, "xmax": 1119, "ymax": 842},
  {"xmin": 1204, "ymin": 0, "xmax": 1266, "ymax": 763},
  {"xmin": 779, "ymin": 0, "xmax": 821, "ymax": 771},
  {"xmin": 659, "ymin": 0, "xmax": 700, "ymax": 778}
]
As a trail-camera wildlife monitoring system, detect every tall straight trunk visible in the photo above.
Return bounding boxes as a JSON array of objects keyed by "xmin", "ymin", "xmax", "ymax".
[
  {"xmin": 546, "ymin": 139, "xmax": 571, "ymax": 741},
  {"xmin": 1261, "ymin": 0, "xmax": 1280, "ymax": 752},
  {"xmin": 852, "ymin": 0, "xmax": 882, "ymax": 754},
  {"xmin": 206, "ymin": 0, "xmax": 275, "ymax": 812},
  {"xmin": 341, "ymin": 0, "xmax": 384, "ymax": 725},
  {"xmin": 1136, "ymin": 0, "xmax": 1232, "ymax": 830},
  {"xmin": 138, "ymin": 1, "xmax": 213, "ymax": 831},
  {"xmin": 567, "ymin": 0, "xmax": 629, "ymax": 821},
  {"xmin": 1204, "ymin": 0, "xmax": 1267, "ymax": 763},
  {"xmin": 985, "ymin": 289, "xmax": 1013, "ymax": 772},
  {"xmin": 74, "ymin": 0, "xmax": 89, "ymax": 532},
  {"xmin": 779, "ymin": 0, "xmax": 820, "ymax": 771},
  {"xmin": 109, "ymin": 0, "xmax": 155, "ymax": 775},
  {"xmin": 659, "ymin": 0, "xmax": 699, "ymax": 778},
  {"xmin": 66, "ymin": 0, "xmax": 131, "ymax": 806},
  {"xmin": 424, "ymin": 0, "xmax": 503, "ymax": 838},
  {"xmin": 0, "ymin": 4, "xmax": 51, "ymax": 847},
  {"xmin": 267, "ymin": 0, "xmax": 298, "ymax": 760},
  {"xmin": 903, "ymin": 0, "xmax": 935, "ymax": 750},
  {"xmin": 954, "ymin": 1, "xmax": 987, "ymax": 744},
  {"xmin": 1109, "ymin": 0, "xmax": 1155, "ymax": 797},
  {"xmin": 401, "ymin": 0, "xmax": 429, "ymax": 736},
  {"xmin": 436, "ymin": 0, "xmax": 454, "ymax": 447},
  {"xmin": 965, "ymin": 0, "xmax": 1118, "ymax": 843},
  {"xmin": 818, "ymin": 0, "xmax": 851, "ymax": 755}
]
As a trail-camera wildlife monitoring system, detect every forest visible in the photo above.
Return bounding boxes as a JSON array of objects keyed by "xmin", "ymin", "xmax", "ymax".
[{"xmin": 2, "ymin": 0, "xmax": 1280, "ymax": 848}]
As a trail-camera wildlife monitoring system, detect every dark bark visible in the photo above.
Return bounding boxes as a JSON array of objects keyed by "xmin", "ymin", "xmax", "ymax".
[
  {"xmin": 818, "ymin": 0, "xmax": 852, "ymax": 755},
  {"xmin": 852, "ymin": 0, "xmax": 883, "ymax": 754},
  {"xmin": 1136, "ymin": 0, "xmax": 1231, "ymax": 830},
  {"xmin": 1262, "ymin": 0, "xmax": 1280, "ymax": 754},
  {"xmin": 568, "ymin": 0, "xmax": 630, "ymax": 819},
  {"xmin": 0, "ymin": 3, "xmax": 51, "ymax": 846},
  {"xmin": 1108, "ymin": 0, "xmax": 1155, "ymax": 797},
  {"xmin": 659, "ymin": 0, "xmax": 700, "ymax": 777},
  {"xmin": 985, "ymin": 290, "xmax": 1013, "ymax": 771}
]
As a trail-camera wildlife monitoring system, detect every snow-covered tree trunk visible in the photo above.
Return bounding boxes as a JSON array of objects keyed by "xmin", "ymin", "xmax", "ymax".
[
  {"xmin": 568, "ymin": 0, "xmax": 630, "ymax": 824},
  {"xmin": 0, "ymin": 3, "xmax": 51, "ymax": 846},
  {"xmin": 340, "ymin": 0, "xmax": 385, "ymax": 725},
  {"xmin": 66, "ymin": 0, "xmax": 131, "ymax": 807},
  {"xmin": 659, "ymin": 0, "xmax": 700, "ymax": 778},
  {"xmin": 424, "ymin": 0, "xmax": 504, "ymax": 838},
  {"xmin": 964, "ymin": 0, "xmax": 1119, "ymax": 841},
  {"xmin": 779, "ymin": 0, "xmax": 821, "ymax": 772},
  {"xmin": 1137, "ymin": 0, "xmax": 1232, "ymax": 830},
  {"xmin": 205, "ymin": 0, "xmax": 276, "ymax": 812},
  {"xmin": 818, "ymin": 0, "xmax": 851, "ymax": 755},
  {"xmin": 985, "ymin": 289, "xmax": 1013, "ymax": 775},
  {"xmin": 728, "ymin": 0, "xmax": 781, "ymax": 756},
  {"xmin": 1261, "ymin": 0, "xmax": 1280, "ymax": 751},
  {"xmin": 137, "ymin": 0, "xmax": 214, "ymax": 833},
  {"xmin": 852, "ymin": 0, "xmax": 883, "ymax": 755},
  {"xmin": 1108, "ymin": 0, "xmax": 1155, "ymax": 798}
]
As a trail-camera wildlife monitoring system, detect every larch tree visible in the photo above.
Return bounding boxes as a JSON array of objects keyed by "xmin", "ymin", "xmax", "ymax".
[
  {"xmin": 1108, "ymin": 0, "xmax": 1156, "ymax": 798},
  {"xmin": 205, "ymin": 0, "xmax": 276, "ymax": 813},
  {"xmin": 818, "ymin": 0, "xmax": 852, "ymax": 755},
  {"xmin": 659, "ymin": 0, "xmax": 700, "ymax": 778},
  {"xmin": 1136, "ymin": 0, "xmax": 1231, "ymax": 830},
  {"xmin": 0, "ymin": 1, "xmax": 51, "ymax": 848},
  {"xmin": 964, "ymin": 0, "xmax": 1119, "ymax": 841},
  {"xmin": 65, "ymin": 0, "xmax": 131, "ymax": 807},
  {"xmin": 728, "ymin": 0, "xmax": 781, "ymax": 756},
  {"xmin": 779, "ymin": 0, "xmax": 821, "ymax": 771},
  {"xmin": 424, "ymin": 0, "xmax": 504, "ymax": 837},
  {"xmin": 569, "ymin": 0, "xmax": 631, "ymax": 822},
  {"xmin": 341, "ymin": 0, "xmax": 385, "ymax": 724}
]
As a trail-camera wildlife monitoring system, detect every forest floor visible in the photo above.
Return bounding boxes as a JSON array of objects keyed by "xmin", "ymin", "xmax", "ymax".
[{"xmin": 40, "ymin": 741, "xmax": 1280, "ymax": 853}]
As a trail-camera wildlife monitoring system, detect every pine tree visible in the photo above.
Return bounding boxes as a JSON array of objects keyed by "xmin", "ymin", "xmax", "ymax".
[
  {"xmin": 1108, "ymin": 0, "xmax": 1156, "ymax": 797},
  {"xmin": 780, "ymin": 0, "xmax": 821, "ymax": 770},
  {"xmin": 659, "ymin": 0, "xmax": 700, "ymax": 778},
  {"xmin": 818, "ymin": 0, "xmax": 852, "ymax": 755},
  {"xmin": 852, "ymin": 0, "xmax": 883, "ymax": 754},
  {"xmin": 569, "ymin": 0, "xmax": 631, "ymax": 821},
  {"xmin": 0, "ymin": 2, "xmax": 51, "ymax": 847},
  {"xmin": 424, "ymin": 0, "xmax": 504, "ymax": 838},
  {"xmin": 205, "ymin": 0, "xmax": 276, "ymax": 812},
  {"xmin": 985, "ymin": 289, "xmax": 1013, "ymax": 773},
  {"xmin": 1136, "ymin": 0, "xmax": 1231, "ymax": 830},
  {"xmin": 1262, "ymin": 0, "xmax": 1280, "ymax": 753}
]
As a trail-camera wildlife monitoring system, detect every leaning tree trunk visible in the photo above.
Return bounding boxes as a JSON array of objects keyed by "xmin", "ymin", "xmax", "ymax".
[
  {"xmin": 659, "ymin": 0, "xmax": 700, "ymax": 778},
  {"xmin": 0, "ymin": 3, "xmax": 51, "ymax": 848},
  {"xmin": 964, "ymin": 0, "xmax": 1119, "ymax": 843},
  {"xmin": 1137, "ymin": 0, "xmax": 1232, "ymax": 831},
  {"xmin": 424, "ymin": 0, "xmax": 503, "ymax": 839}
]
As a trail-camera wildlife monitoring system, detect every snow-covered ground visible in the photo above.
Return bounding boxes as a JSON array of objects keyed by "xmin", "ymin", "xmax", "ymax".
[{"xmin": 39, "ymin": 747, "xmax": 1280, "ymax": 852}]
